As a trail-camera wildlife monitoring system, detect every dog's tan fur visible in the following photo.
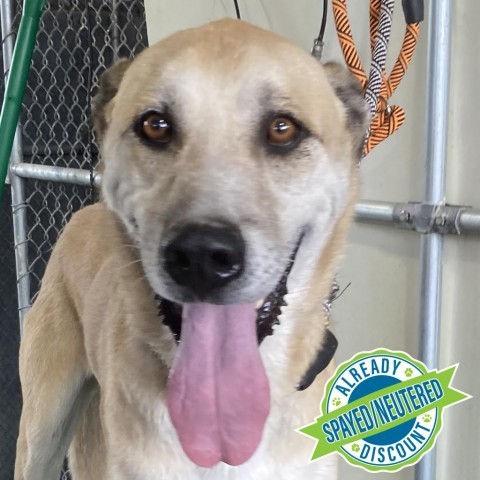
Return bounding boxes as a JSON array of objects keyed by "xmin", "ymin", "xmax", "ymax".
[{"xmin": 15, "ymin": 19, "xmax": 368, "ymax": 480}]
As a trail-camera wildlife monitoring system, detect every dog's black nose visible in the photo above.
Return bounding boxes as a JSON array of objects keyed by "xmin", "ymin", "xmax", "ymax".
[{"xmin": 164, "ymin": 224, "xmax": 245, "ymax": 297}]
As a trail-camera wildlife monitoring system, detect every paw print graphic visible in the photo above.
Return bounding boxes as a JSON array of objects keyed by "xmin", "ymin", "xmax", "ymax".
[
  {"xmin": 332, "ymin": 397, "xmax": 342, "ymax": 407},
  {"xmin": 422, "ymin": 414, "xmax": 432, "ymax": 423},
  {"xmin": 404, "ymin": 368, "xmax": 413, "ymax": 377},
  {"xmin": 352, "ymin": 443, "xmax": 361, "ymax": 453}
]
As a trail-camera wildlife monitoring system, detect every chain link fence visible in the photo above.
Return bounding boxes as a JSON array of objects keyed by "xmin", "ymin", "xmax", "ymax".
[{"xmin": 0, "ymin": 1, "xmax": 148, "ymax": 478}]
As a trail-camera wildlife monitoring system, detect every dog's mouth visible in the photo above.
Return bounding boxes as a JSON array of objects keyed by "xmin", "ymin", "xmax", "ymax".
[
  {"xmin": 154, "ymin": 243, "xmax": 299, "ymax": 468},
  {"xmin": 156, "ymin": 244, "xmax": 296, "ymax": 345}
]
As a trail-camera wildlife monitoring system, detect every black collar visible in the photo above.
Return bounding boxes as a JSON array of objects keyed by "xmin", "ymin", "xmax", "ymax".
[{"xmin": 297, "ymin": 328, "xmax": 337, "ymax": 391}]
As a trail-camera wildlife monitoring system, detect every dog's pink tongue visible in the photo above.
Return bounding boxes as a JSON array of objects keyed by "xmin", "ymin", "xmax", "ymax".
[{"xmin": 167, "ymin": 303, "xmax": 270, "ymax": 468}]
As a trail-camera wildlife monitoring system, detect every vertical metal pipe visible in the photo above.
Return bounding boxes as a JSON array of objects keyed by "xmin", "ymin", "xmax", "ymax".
[
  {"xmin": 0, "ymin": 0, "xmax": 45, "ymax": 200},
  {"xmin": 112, "ymin": 0, "xmax": 120, "ymax": 61},
  {"xmin": 1, "ymin": 0, "xmax": 32, "ymax": 329},
  {"xmin": 1, "ymin": 0, "xmax": 15, "ymax": 81},
  {"xmin": 416, "ymin": 1, "xmax": 452, "ymax": 480}
]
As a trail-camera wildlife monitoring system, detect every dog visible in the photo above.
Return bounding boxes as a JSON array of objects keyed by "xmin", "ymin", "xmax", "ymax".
[{"xmin": 14, "ymin": 19, "xmax": 368, "ymax": 480}]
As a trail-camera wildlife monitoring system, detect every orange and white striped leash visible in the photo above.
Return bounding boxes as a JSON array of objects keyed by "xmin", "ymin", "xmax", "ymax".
[{"xmin": 332, "ymin": 0, "xmax": 422, "ymax": 157}]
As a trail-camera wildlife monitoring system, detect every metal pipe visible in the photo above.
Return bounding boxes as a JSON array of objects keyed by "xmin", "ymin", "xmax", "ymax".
[
  {"xmin": 0, "ymin": 0, "xmax": 45, "ymax": 202},
  {"xmin": 416, "ymin": 1, "xmax": 452, "ymax": 480},
  {"xmin": 458, "ymin": 209, "xmax": 480, "ymax": 233},
  {"xmin": 1, "ymin": 0, "xmax": 32, "ymax": 328},
  {"xmin": 419, "ymin": 0, "xmax": 451, "ymax": 366},
  {"xmin": 12, "ymin": 162, "xmax": 102, "ymax": 187},
  {"xmin": 10, "ymin": 164, "xmax": 480, "ymax": 236},
  {"xmin": 112, "ymin": 0, "xmax": 120, "ymax": 61},
  {"xmin": 355, "ymin": 201, "xmax": 480, "ymax": 234},
  {"xmin": 355, "ymin": 200, "xmax": 396, "ymax": 225}
]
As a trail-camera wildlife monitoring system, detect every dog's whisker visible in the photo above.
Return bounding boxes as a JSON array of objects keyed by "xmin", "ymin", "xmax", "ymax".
[
  {"xmin": 117, "ymin": 258, "xmax": 144, "ymax": 272},
  {"xmin": 121, "ymin": 243, "xmax": 141, "ymax": 250},
  {"xmin": 130, "ymin": 272, "xmax": 150, "ymax": 287}
]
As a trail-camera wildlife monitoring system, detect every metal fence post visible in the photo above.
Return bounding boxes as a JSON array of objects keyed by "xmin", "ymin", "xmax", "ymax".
[
  {"xmin": 1, "ymin": 0, "xmax": 31, "ymax": 329},
  {"xmin": 416, "ymin": 1, "xmax": 452, "ymax": 480},
  {"xmin": 0, "ymin": 0, "xmax": 45, "ymax": 201}
]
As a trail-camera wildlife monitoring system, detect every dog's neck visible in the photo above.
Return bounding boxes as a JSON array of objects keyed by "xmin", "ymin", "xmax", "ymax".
[{"xmin": 265, "ymin": 221, "xmax": 345, "ymax": 391}]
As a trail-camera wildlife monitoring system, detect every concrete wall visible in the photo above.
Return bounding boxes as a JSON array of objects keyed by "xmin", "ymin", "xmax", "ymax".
[{"xmin": 144, "ymin": 2, "xmax": 479, "ymax": 479}]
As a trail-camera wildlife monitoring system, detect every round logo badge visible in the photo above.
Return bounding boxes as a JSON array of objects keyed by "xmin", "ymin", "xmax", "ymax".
[{"xmin": 298, "ymin": 349, "xmax": 469, "ymax": 472}]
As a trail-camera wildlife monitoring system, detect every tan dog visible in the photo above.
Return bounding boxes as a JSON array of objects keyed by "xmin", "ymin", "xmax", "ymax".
[{"xmin": 14, "ymin": 19, "xmax": 368, "ymax": 480}]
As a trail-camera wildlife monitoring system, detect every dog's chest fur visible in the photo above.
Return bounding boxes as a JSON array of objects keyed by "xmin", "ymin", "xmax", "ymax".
[{"xmin": 113, "ymin": 318, "xmax": 337, "ymax": 480}]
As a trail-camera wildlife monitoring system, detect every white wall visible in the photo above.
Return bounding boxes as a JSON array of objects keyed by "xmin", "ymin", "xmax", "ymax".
[{"xmin": 144, "ymin": 2, "xmax": 479, "ymax": 479}]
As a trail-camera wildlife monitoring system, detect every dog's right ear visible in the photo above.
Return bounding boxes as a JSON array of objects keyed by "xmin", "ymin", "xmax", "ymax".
[
  {"xmin": 323, "ymin": 62, "xmax": 370, "ymax": 160},
  {"xmin": 92, "ymin": 58, "xmax": 132, "ymax": 141}
]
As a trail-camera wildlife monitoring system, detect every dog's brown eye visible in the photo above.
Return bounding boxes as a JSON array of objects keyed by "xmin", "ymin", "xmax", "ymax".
[
  {"xmin": 267, "ymin": 116, "xmax": 300, "ymax": 147},
  {"xmin": 138, "ymin": 112, "xmax": 173, "ymax": 144}
]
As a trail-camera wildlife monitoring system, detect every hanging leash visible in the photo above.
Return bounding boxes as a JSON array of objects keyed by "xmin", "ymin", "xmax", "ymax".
[
  {"xmin": 312, "ymin": 0, "xmax": 329, "ymax": 59},
  {"xmin": 304, "ymin": 1, "xmax": 422, "ymax": 387},
  {"xmin": 233, "ymin": 0, "xmax": 241, "ymax": 20},
  {"xmin": 364, "ymin": 0, "xmax": 395, "ymax": 133},
  {"xmin": 332, "ymin": 0, "xmax": 424, "ymax": 157}
]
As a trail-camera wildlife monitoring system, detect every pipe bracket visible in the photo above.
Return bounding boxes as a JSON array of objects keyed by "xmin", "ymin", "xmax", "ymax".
[{"xmin": 393, "ymin": 202, "xmax": 470, "ymax": 234}]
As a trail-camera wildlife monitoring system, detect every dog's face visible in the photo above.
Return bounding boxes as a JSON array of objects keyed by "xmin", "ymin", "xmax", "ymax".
[
  {"xmin": 94, "ymin": 19, "xmax": 368, "ymax": 468},
  {"xmin": 95, "ymin": 19, "xmax": 367, "ymax": 308}
]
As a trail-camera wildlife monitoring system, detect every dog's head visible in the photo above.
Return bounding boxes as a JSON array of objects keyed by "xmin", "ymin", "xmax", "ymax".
[
  {"xmin": 94, "ymin": 19, "xmax": 367, "ymax": 306},
  {"xmin": 93, "ymin": 19, "xmax": 368, "ymax": 468}
]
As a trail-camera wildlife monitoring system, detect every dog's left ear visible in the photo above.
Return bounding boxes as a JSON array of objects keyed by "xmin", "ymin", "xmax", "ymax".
[
  {"xmin": 323, "ymin": 62, "xmax": 370, "ymax": 159},
  {"xmin": 92, "ymin": 58, "xmax": 132, "ymax": 142}
]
